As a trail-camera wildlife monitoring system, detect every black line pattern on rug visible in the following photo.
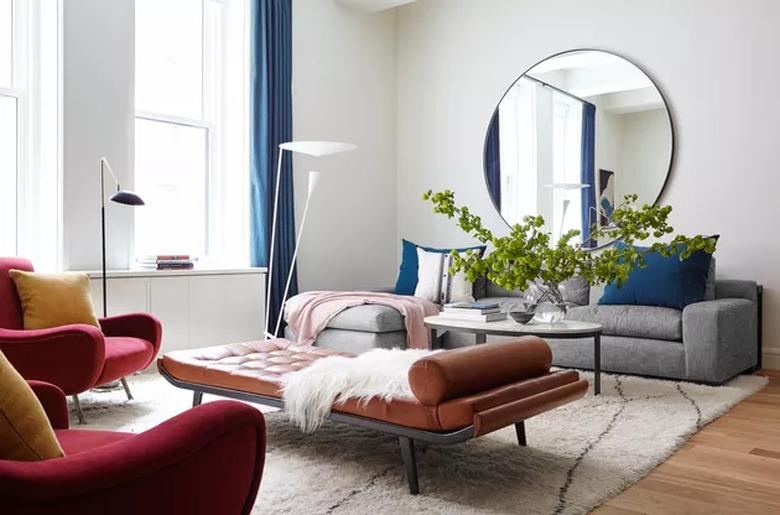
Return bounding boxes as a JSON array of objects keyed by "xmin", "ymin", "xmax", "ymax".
[
  {"xmin": 676, "ymin": 383, "xmax": 703, "ymax": 429},
  {"xmin": 326, "ymin": 465, "xmax": 394, "ymax": 514},
  {"xmin": 553, "ymin": 377, "xmax": 628, "ymax": 515},
  {"xmin": 557, "ymin": 393, "xmax": 670, "ymax": 410}
]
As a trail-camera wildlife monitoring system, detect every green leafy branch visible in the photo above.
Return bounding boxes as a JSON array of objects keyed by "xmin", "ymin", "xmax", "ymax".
[{"xmin": 422, "ymin": 189, "xmax": 717, "ymax": 292}]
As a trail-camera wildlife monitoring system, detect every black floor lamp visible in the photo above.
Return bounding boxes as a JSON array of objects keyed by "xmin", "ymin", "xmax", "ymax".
[{"xmin": 100, "ymin": 157, "xmax": 144, "ymax": 399}]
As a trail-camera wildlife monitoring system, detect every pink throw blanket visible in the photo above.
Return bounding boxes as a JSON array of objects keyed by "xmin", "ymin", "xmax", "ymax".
[{"xmin": 285, "ymin": 291, "xmax": 440, "ymax": 349}]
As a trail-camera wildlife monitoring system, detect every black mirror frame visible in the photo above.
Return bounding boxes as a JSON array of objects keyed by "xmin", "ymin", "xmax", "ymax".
[{"xmin": 482, "ymin": 48, "xmax": 676, "ymax": 251}]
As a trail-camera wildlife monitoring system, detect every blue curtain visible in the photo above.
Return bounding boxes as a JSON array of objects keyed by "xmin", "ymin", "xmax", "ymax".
[
  {"xmin": 484, "ymin": 112, "xmax": 501, "ymax": 210},
  {"xmin": 250, "ymin": 0, "xmax": 296, "ymax": 335},
  {"xmin": 580, "ymin": 102, "xmax": 596, "ymax": 248}
]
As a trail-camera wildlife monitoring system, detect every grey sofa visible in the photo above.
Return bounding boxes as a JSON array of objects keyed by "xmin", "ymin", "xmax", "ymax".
[
  {"xmin": 285, "ymin": 276, "xmax": 762, "ymax": 385},
  {"xmin": 463, "ymin": 276, "xmax": 762, "ymax": 385}
]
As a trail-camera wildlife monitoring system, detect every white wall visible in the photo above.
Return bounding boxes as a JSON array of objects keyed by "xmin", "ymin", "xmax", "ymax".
[
  {"xmin": 396, "ymin": 0, "xmax": 780, "ymax": 364},
  {"xmin": 60, "ymin": 0, "xmax": 400, "ymax": 293},
  {"xmin": 292, "ymin": 0, "xmax": 398, "ymax": 290},
  {"xmin": 62, "ymin": 0, "xmax": 135, "ymax": 271}
]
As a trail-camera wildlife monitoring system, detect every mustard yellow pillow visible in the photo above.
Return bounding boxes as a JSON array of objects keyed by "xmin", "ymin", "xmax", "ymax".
[
  {"xmin": 0, "ymin": 352, "xmax": 64, "ymax": 461},
  {"xmin": 8, "ymin": 270, "xmax": 100, "ymax": 330}
]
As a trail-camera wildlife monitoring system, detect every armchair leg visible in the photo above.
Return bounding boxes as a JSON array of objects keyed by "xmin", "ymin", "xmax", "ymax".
[
  {"xmin": 399, "ymin": 436, "xmax": 420, "ymax": 495},
  {"xmin": 515, "ymin": 421, "xmax": 527, "ymax": 446},
  {"xmin": 120, "ymin": 377, "xmax": 133, "ymax": 400},
  {"xmin": 72, "ymin": 395, "xmax": 86, "ymax": 425},
  {"xmin": 193, "ymin": 390, "xmax": 203, "ymax": 407}
]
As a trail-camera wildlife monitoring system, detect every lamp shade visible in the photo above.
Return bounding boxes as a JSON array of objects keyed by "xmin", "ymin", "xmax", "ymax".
[
  {"xmin": 110, "ymin": 190, "xmax": 145, "ymax": 206},
  {"xmin": 279, "ymin": 141, "xmax": 357, "ymax": 157}
]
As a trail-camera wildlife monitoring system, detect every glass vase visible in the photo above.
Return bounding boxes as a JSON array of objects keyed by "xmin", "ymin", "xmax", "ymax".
[{"xmin": 524, "ymin": 282, "xmax": 568, "ymax": 324}]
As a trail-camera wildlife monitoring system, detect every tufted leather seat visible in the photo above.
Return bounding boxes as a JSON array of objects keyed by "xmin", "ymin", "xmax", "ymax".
[
  {"xmin": 161, "ymin": 339, "xmax": 347, "ymax": 398},
  {"xmin": 160, "ymin": 337, "xmax": 588, "ymax": 434}
]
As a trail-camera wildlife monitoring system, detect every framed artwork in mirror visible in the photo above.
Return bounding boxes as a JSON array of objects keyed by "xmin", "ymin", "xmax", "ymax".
[
  {"xmin": 598, "ymin": 169, "xmax": 614, "ymax": 228},
  {"xmin": 483, "ymin": 49, "xmax": 674, "ymax": 249}
]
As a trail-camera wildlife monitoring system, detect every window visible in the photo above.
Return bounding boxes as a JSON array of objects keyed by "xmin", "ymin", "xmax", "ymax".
[
  {"xmin": 499, "ymin": 77, "xmax": 538, "ymax": 224},
  {"xmin": 134, "ymin": 0, "xmax": 250, "ymax": 265},
  {"xmin": 0, "ymin": 0, "xmax": 60, "ymax": 269},
  {"xmin": 551, "ymin": 93, "xmax": 582, "ymax": 241}
]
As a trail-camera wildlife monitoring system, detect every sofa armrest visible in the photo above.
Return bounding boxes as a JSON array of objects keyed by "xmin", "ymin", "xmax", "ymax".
[
  {"xmin": 715, "ymin": 280, "xmax": 759, "ymax": 302},
  {"xmin": 682, "ymin": 298, "xmax": 758, "ymax": 383},
  {"xmin": 0, "ymin": 325, "xmax": 105, "ymax": 395},
  {"xmin": 0, "ymin": 401, "xmax": 266, "ymax": 514},
  {"xmin": 99, "ymin": 313, "xmax": 162, "ymax": 367},
  {"xmin": 27, "ymin": 381, "xmax": 69, "ymax": 430}
]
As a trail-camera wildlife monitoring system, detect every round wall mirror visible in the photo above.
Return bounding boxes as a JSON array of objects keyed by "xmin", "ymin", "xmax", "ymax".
[{"xmin": 484, "ymin": 49, "xmax": 673, "ymax": 248}]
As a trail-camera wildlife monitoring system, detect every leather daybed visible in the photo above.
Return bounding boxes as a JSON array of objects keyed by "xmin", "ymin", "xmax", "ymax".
[{"xmin": 158, "ymin": 336, "xmax": 588, "ymax": 494}]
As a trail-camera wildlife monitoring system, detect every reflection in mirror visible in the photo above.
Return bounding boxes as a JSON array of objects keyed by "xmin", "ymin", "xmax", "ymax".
[{"xmin": 484, "ymin": 50, "xmax": 673, "ymax": 248}]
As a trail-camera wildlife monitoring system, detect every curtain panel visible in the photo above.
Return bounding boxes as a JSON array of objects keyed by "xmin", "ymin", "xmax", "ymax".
[
  {"xmin": 249, "ymin": 0, "xmax": 296, "ymax": 334},
  {"xmin": 484, "ymin": 112, "xmax": 502, "ymax": 210},
  {"xmin": 580, "ymin": 102, "xmax": 596, "ymax": 248}
]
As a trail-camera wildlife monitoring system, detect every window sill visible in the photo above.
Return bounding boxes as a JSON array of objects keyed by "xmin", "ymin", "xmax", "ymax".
[{"xmin": 78, "ymin": 266, "xmax": 267, "ymax": 279}]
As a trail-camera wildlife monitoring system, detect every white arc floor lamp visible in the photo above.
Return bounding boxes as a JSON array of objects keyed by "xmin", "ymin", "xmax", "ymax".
[{"xmin": 264, "ymin": 141, "xmax": 357, "ymax": 339}]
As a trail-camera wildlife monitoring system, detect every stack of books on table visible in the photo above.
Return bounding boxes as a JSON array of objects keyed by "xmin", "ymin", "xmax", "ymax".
[
  {"xmin": 137, "ymin": 255, "xmax": 197, "ymax": 271},
  {"xmin": 439, "ymin": 301, "xmax": 507, "ymax": 322}
]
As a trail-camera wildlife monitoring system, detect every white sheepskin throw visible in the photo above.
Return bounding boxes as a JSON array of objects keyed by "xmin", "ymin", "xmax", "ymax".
[{"xmin": 281, "ymin": 348, "xmax": 439, "ymax": 432}]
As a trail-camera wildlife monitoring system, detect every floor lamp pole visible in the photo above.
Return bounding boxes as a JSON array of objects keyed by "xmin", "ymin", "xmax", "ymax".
[
  {"xmin": 273, "ymin": 171, "xmax": 319, "ymax": 338},
  {"xmin": 100, "ymin": 161, "xmax": 108, "ymax": 318},
  {"xmin": 264, "ymin": 149, "xmax": 285, "ymax": 339}
]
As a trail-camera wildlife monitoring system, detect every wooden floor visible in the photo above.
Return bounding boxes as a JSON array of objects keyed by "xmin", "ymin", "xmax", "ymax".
[{"xmin": 593, "ymin": 370, "xmax": 780, "ymax": 514}]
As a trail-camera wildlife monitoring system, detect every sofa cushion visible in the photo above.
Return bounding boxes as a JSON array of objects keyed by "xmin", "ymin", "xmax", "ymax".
[
  {"xmin": 566, "ymin": 304, "xmax": 683, "ymax": 341},
  {"xmin": 324, "ymin": 304, "xmax": 405, "ymax": 333},
  {"xmin": 599, "ymin": 242, "xmax": 714, "ymax": 310},
  {"xmin": 394, "ymin": 239, "xmax": 486, "ymax": 295},
  {"xmin": 285, "ymin": 326, "xmax": 407, "ymax": 353},
  {"xmin": 590, "ymin": 259, "xmax": 715, "ymax": 304}
]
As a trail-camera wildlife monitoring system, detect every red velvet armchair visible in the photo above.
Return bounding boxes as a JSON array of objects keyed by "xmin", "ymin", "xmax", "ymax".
[
  {"xmin": 0, "ymin": 258, "xmax": 162, "ymax": 422},
  {"xmin": 0, "ymin": 381, "xmax": 266, "ymax": 515}
]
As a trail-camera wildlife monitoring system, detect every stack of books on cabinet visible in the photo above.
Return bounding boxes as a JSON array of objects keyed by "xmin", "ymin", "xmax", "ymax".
[
  {"xmin": 439, "ymin": 301, "xmax": 506, "ymax": 322},
  {"xmin": 137, "ymin": 255, "xmax": 197, "ymax": 270}
]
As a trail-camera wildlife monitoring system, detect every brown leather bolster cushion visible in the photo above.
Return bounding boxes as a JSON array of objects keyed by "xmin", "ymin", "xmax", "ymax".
[{"xmin": 408, "ymin": 336, "xmax": 553, "ymax": 406}]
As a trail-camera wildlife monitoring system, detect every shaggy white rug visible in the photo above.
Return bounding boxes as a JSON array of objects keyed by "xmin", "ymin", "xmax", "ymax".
[
  {"xmin": 75, "ymin": 371, "xmax": 767, "ymax": 515},
  {"xmin": 282, "ymin": 348, "xmax": 438, "ymax": 432}
]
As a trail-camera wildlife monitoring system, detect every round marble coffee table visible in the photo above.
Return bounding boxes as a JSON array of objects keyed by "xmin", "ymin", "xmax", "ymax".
[{"xmin": 424, "ymin": 316, "xmax": 604, "ymax": 395}]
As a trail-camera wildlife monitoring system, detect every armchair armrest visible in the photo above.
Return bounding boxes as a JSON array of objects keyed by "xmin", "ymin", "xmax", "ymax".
[
  {"xmin": 0, "ymin": 325, "xmax": 105, "ymax": 395},
  {"xmin": 682, "ymin": 298, "xmax": 758, "ymax": 383},
  {"xmin": 27, "ymin": 381, "xmax": 69, "ymax": 430},
  {"xmin": 0, "ymin": 401, "xmax": 266, "ymax": 515},
  {"xmin": 99, "ymin": 312, "xmax": 162, "ymax": 365}
]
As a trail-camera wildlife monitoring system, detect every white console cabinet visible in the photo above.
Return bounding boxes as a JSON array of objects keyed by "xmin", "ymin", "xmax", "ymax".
[{"xmin": 85, "ymin": 268, "xmax": 266, "ymax": 353}]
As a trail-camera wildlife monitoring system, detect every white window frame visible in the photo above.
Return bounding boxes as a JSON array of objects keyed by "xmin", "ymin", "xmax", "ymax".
[
  {"xmin": 1, "ymin": 0, "xmax": 62, "ymax": 270},
  {"xmin": 134, "ymin": 0, "xmax": 249, "ymax": 266}
]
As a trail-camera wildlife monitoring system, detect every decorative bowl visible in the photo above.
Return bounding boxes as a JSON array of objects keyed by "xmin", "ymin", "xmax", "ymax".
[{"xmin": 509, "ymin": 311, "xmax": 534, "ymax": 324}]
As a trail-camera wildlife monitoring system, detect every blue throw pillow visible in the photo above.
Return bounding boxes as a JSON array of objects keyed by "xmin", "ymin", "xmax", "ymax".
[
  {"xmin": 599, "ymin": 242, "xmax": 713, "ymax": 310},
  {"xmin": 394, "ymin": 239, "xmax": 487, "ymax": 295}
]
